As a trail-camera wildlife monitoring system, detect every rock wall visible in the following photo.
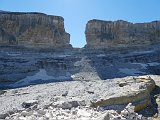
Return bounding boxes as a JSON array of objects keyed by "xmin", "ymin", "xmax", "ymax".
[
  {"xmin": 0, "ymin": 12, "xmax": 70, "ymax": 48},
  {"xmin": 85, "ymin": 19, "xmax": 160, "ymax": 48}
]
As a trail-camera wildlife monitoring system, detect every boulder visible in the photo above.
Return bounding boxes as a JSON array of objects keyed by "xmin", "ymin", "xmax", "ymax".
[
  {"xmin": 97, "ymin": 103, "xmax": 147, "ymax": 120},
  {"xmin": 91, "ymin": 76, "xmax": 156, "ymax": 112},
  {"xmin": 53, "ymin": 100, "xmax": 86, "ymax": 109},
  {"xmin": 22, "ymin": 100, "xmax": 38, "ymax": 108}
]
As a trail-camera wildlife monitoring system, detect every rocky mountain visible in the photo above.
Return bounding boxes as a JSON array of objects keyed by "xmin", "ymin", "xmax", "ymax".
[
  {"xmin": 0, "ymin": 10, "xmax": 8, "ymax": 13},
  {"xmin": 85, "ymin": 19, "xmax": 160, "ymax": 48},
  {"xmin": 0, "ymin": 12, "xmax": 71, "ymax": 48},
  {"xmin": 1, "ymin": 12, "xmax": 160, "ymax": 119},
  {"xmin": 0, "ymin": 15, "xmax": 160, "ymax": 89}
]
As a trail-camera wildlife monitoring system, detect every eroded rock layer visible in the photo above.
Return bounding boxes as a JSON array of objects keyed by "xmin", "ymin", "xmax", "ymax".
[
  {"xmin": 85, "ymin": 20, "xmax": 160, "ymax": 48},
  {"xmin": 0, "ymin": 12, "xmax": 70, "ymax": 48}
]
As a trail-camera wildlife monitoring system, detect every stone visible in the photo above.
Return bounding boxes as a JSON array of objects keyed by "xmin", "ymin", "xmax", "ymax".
[
  {"xmin": 21, "ymin": 111, "xmax": 33, "ymax": 116},
  {"xmin": 0, "ymin": 12, "xmax": 71, "ymax": 48},
  {"xmin": 45, "ymin": 112, "xmax": 53, "ymax": 118},
  {"xmin": 135, "ymin": 76, "xmax": 156, "ymax": 93},
  {"xmin": 118, "ymin": 82, "xmax": 128, "ymax": 87},
  {"xmin": 91, "ymin": 76, "xmax": 156, "ymax": 112},
  {"xmin": 77, "ymin": 109, "xmax": 91, "ymax": 117},
  {"xmin": 97, "ymin": 104, "xmax": 147, "ymax": 120},
  {"xmin": 59, "ymin": 102, "xmax": 73, "ymax": 109},
  {"xmin": 85, "ymin": 19, "xmax": 160, "ymax": 48},
  {"xmin": 101, "ymin": 112, "xmax": 110, "ymax": 120},
  {"xmin": 62, "ymin": 91, "xmax": 68, "ymax": 97},
  {"xmin": 0, "ymin": 113, "xmax": 8, "ymax": 119},
  {"xmin": 22, "ymin": 100, "xmax": 38, "ymax": 108},
  {"xmin": 54, "ymin": 100, "xmax": 86, "ymax": 109},
  {"xmin": 120, "ymin": 103, "xmax": 147, "ymax": 120},
  {"xmin": 125, "ymin": 103, "xmax": 135, "ymax": 113},
  {"xmin": 86, "ymin": 90, "xmax": 94, "ymax": 94},
  {"xmin": 0, "ymin": 90, "xmax": 7, "ymax": 95},
  {"xmin": 37, "ymin": 109, "xmax": 46, "ymax": 115},
  {"xmin": 18, "ymin": 116, "xmax": 27, "ymax": 120},
  {"xmin": 72, "ymin": 110, "xmax": 77, "ymax": 115},
  {"xmin": 97, "ymin": 111, "xmax": 119, "ymax": 120},
  {"xmin": 78, "ymin": 100, "xmax": 86, "ymax": 106}
]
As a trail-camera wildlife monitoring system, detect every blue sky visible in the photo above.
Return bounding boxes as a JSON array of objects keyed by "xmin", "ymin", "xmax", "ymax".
[{"xmin": 0, "ymin": 0, "xmax": 160, "ymax": 48}]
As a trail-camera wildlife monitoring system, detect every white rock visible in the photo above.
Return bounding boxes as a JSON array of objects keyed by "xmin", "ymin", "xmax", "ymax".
[
  {"xmin": 37, "ymin": 109, "xmax": 46, "ymax": 115},
  {"xmin": 48, "ymin": 106, "xmax": 53, "ymax": 110},
  {"xmin": 97, "ymin": 112, "xmax": 110, "ymax": 120},
  {"xmin": 45, "ymin": 112, "xmax": 53, "ymax": 118},
  {"xmin": 18, "ymin": 116, "xmax": 27, "ymax": 120},
  {"xmin": 57, "ymin": 116, "xmax": 65, "ymax": 119},
  {"xmin": 79, "ymin": 117, "xmax": 90, "ymax": 120},
  {"xmin": 38, "ymin": 117, "xmax": 45, "ymax": 120},
  {"xmin": 25, "ymin": 116, "xmax": 36, "ymax": 120},
  {"xmin": 21, "ymin": 111, "xmax": 32, "ymax": 116},
  {"xmin": 121, "ymin": 109, "xmax": 129, "ymax": 116},
  {"xmin": 125, "ymin": 103, "xmax": 135, "ymax": 113},
  {"xmin": 77, "ymin": 109, "xmax": 91, "ymax": 117}
]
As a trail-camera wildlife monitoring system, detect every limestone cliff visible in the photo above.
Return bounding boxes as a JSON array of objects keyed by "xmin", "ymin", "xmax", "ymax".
[
  {"xmin": 85, "ymin": 19, "xmax": 160, "ymax": 48},
  {"xmin": 0, "ymin": 12, "xmax": 70, "ymax": 48}
]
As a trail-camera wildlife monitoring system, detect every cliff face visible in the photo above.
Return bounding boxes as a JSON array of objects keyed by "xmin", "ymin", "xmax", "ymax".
[
  {"xmin": 0, "ymin": 12, "xmax": 70, "ymax": 48},
  {"xmin": 85, "ymin": 19, "xmax": 160, "ymax": 48}
]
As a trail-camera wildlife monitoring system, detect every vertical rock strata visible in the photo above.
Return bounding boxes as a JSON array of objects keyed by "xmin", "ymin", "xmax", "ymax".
[
  {"xmin": 85, "ymin": 19, "xmax": 160, "ymax": 48},
  {"xmin": 0, "ymin": 12, "xmax": 70, "ymax": 48}
]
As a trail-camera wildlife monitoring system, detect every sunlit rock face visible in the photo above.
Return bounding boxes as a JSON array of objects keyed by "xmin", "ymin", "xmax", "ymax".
[
  {"xmin": 84, "ymin": 19, "xmax": 160, "ymax": 80},
  {"xmin": 85, "ymin": 19, "xmax": 160, "ymax": 48},
  {"xmin": 0, "ymin": 12, "xmax": 71, "ymax": 48},
  {"xmin": 1, "ymin": 16, "xmax": 160, "ymax": 89}
]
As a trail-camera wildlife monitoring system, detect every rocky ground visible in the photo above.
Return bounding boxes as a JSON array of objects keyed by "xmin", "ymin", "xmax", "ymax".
[
  {"xmin": 145, "ymin": 75, "xmax": 160, "ymax": 120},
  {"xmin": 1, "ymin": 45, "xmax": 160, "ymax": 89},
  {"xmin": 0, "ymin": 75, "xmax": 159, "ymax": 120},
  {"xmin": 1, "ymin": 100, "xmax": 148, "ymax": 120},
  {"xmin": 0, "ymin": 46, "xmax": 160, "ymax": 120}
]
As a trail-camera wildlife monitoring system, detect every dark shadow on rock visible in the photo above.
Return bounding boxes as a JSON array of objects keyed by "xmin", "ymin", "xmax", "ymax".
[
  {"xmin": 138, "ymin": 85, "xmax": 160, "ymax": 117},
  {"xmin": 0, "ymin": 47, "xmax": 78, "ymax": 89},
  {"xmin": 83, "ymin": 46, "xmax": 160, "ymax": 80},
  {"xmin": 0, "ymin": 90, "xmax": 7, "ymax": 95}
]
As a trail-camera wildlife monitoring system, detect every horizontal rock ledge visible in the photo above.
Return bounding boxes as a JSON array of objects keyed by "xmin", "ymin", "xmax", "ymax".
[{"xmin": 91, "ymin": 76, "xmax": 156, "ymax": 112}]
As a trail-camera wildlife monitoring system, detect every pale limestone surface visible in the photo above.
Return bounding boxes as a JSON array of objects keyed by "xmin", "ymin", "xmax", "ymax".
[{"xmin": 0, "ymin": 75, "xmax": 155, "ymax": 119}]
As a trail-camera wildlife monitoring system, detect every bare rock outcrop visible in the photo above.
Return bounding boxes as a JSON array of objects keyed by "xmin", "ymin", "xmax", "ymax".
[
  {"xmin": 91, "ymin": 76, "xmax": 155, "ymax": 112},
  {"xmin": 0, "ymin": 75, "xmax": 156, "ymax": 115},
  {"xmin": 85, "ymin": 19, "xmax": 160, "ymax": 48},
  {"xmin": 0, "ymin": 12, "xmax": 71, "ymax": 48},
  {"xmin": 0, "ymin": 76, "xmax": 155, "ymax": 119}
]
